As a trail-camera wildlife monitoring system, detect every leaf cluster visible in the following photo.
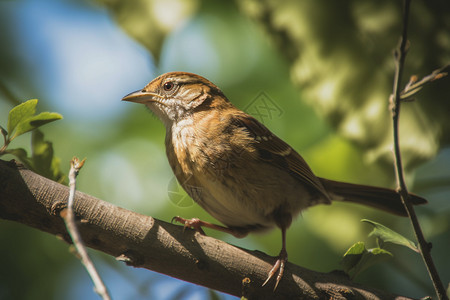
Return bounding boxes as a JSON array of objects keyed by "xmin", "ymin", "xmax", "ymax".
[
  {"xmin": 342, "ymin": 219, "xmax": 418, "ymax": 279},
  {"xmin": 0, "ymin": 99, "xmax": 65, "ymax": 182}
]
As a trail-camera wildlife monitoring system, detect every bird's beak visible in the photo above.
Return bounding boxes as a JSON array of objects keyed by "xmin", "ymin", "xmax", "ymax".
[{"xmin": 122, "ymin": 90, "xmax": 156, "ymax": 104}]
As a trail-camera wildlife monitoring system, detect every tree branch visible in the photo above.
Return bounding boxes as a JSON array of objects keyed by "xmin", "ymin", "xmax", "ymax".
[
  {"xmin": 390, "ymin": 1, "xmax": 448, "ymax": 300},
  {"xmin": 0, "ymin": 159, "xmax": 418, "ymax": 300}
]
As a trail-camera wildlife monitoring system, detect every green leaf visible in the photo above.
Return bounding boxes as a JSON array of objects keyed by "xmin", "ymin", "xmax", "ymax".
[
  {"xmin": 31, "ymin": 129, "xmax": 53, "ymax": 171},
  {"xmin": 341, "ymin": 241, "xmax": 392, "ymax": 279},
  {"xmin": 4, "ymin": 148, "xmax": 33, "ymax": 168},
  {"xmin": 5, "ymin": 147, "xmax": 28, "ymax": 160},
  {"xmin": 11, "ymin": 112, "xmax": 63, "ymax": 140},
  {"xmin": 7, "ymin": 99, "xmax": 38, "ymax": 137},
  {"xmin": 362, "ymin": 219, "xmax": 419, "ymax": 252},
  {"xmin": 30, "ymin": 130, "xmax": 65, "ymax": 182},
  {"xmin": 354, "ymin": 247, "xmax": 393, "ymax": 277},
  {"xmin": 3, "ymin": 132, "xmax": 65, "ymax": 183},
  {"xmin": 342, "ymin": 242, "xmax": 366, "ymax": 274}
]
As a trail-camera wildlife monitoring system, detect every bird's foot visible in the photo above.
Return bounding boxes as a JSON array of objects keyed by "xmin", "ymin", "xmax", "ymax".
[
  {"xmin": 171, "ymin": 216, "xmax": 249, "ymax": 238},
  {"xmin": 171, "ymin": 216, "xmax": 207, "ymax": 235},
  {"xmin": 262, "ymin": 249, "xmax": 288, "ymax": 290}
]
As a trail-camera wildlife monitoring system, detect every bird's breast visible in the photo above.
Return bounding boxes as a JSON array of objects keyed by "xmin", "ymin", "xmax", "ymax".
[{"xmin": 165, "ymin": 116, "xmax": 318, "ymax": 230}]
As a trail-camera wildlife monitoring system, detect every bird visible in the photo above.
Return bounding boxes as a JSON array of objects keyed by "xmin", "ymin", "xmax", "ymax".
[{"xmin": 122, "ymin": 71, "xmax": 427, "ymax": 289}]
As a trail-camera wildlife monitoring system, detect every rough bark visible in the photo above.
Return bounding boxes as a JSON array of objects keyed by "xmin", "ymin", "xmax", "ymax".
[{"xmin": 0, "ymin": 159, "xmax": 416, "ymax": 299}]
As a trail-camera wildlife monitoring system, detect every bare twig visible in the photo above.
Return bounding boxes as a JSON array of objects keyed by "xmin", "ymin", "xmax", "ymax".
[
  {"xmin": 62, "ymin": 157, "xmax": 112, "ymax": 300},
  {"xmin": 390, "ymin": 1, "xmax": 448, "ymax": 299},
  {"xmin": 401, "ymin": 64, "xmax": 449, "ymax": 100}
]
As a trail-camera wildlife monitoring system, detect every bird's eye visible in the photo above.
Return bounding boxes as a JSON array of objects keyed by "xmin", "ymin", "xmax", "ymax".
[{"xmin": 163, "ymin": 82, "xmax": 174, "ymax": 91}]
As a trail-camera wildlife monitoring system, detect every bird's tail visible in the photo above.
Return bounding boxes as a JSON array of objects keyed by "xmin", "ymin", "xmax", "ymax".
[{"xmin": 318, "ymin": 177, "xmax": 427, "ymax": 216}]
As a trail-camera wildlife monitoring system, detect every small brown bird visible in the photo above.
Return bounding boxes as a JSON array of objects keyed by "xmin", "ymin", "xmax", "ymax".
[{"xmin": 123, "ymin": 72, "xmax": 426, "ymax": 289}]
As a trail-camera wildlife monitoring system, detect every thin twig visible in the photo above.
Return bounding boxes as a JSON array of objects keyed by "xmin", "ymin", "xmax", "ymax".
[
  {"xmin": 390, "ymin": 1, "xmax": 448, "ymax": 299},
  {"xmin": 401, "ymin": 64, "xmax": 449, "ymax": 100},
  {"xmin": 63, "ymin": 157, "xmax": 112, "ymax": 300}
]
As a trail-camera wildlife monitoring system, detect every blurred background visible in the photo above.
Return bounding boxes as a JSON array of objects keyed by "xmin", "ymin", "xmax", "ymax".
[{"xmin": 1, "ymin": 0, "xmax": 449, "ymax": 299}]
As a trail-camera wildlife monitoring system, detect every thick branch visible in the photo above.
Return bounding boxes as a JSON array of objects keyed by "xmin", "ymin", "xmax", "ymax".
[{"xmin": 0, "ymin": 159, "xmax": 416, "ymax": 300}]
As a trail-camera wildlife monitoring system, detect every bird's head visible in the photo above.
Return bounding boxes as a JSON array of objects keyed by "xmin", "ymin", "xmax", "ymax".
[{"xmin": 122, "ymin": 72, "xmax": 230, "ymax": 128}]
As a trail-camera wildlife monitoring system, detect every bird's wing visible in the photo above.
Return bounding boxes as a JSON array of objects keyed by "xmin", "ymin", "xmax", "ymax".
[{"xmin": 233, "ymin": 113, "xmax": 331, "ymax": 202}]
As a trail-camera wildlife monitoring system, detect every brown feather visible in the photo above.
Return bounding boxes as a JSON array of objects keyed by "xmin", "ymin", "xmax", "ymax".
[
  {"xmin": 319, "ymin": 177, "xmax": 427, "ymax": 216},
  {"xmin": 232, "ymin": 113, "xmax": 331, "ymax": 202}
]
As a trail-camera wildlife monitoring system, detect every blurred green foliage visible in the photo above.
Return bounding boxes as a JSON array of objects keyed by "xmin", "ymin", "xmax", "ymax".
[
  {"xmin": 239, "ymin": 0, "xmax": 450, "ymax": 172},
  {"xmin": 96, "ymin": 0, "xmax": 200, "ymax": 62},
  {"xmin": 0, "ymin": 0, "xmax": 449, "ymax": 299}
]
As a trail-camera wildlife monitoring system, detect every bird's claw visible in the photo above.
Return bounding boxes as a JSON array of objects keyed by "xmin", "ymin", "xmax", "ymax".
[
  {"xmin": 262, "ymin": 250, "xmax": 287, "ymax": 290},
  {"xmin": 171, "ymin": 216, "xmax": 206, "ymax": 235}
]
